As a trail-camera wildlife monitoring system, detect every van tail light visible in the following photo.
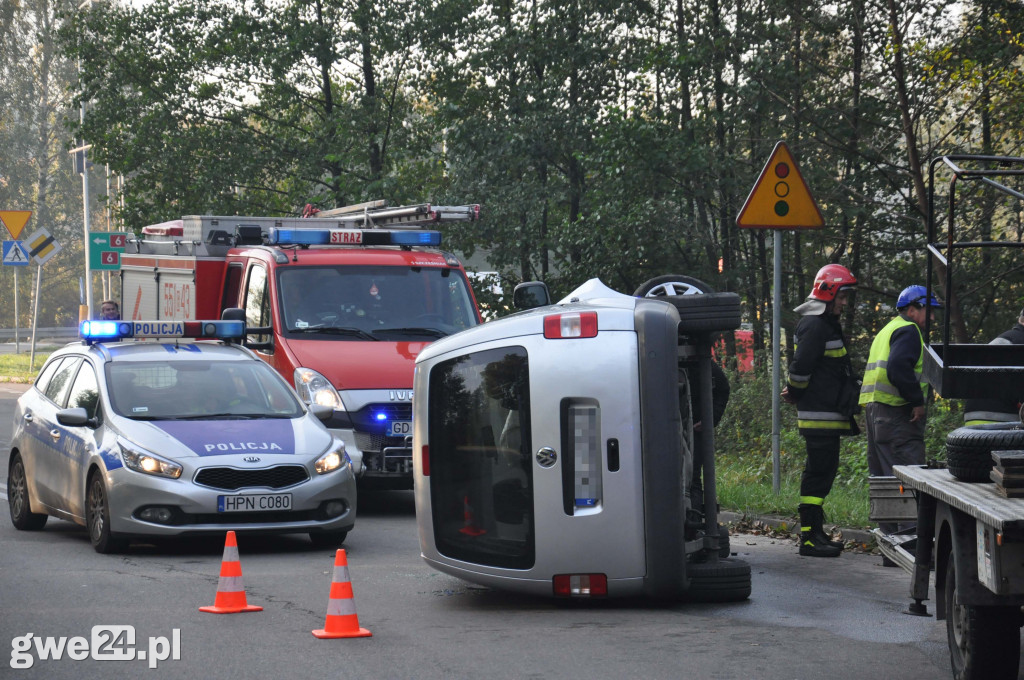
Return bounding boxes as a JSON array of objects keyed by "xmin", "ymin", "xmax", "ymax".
[
  {"xmin": 544, "ymin": 312, "xmax": 598, "ymax": 339},
  {"xmin": 553, "ymin": 574, "xmax": 608, "ymax": 598},
  {"xmin": 421, "ymin": 445, "xmax": 430, "ymax": 476}
]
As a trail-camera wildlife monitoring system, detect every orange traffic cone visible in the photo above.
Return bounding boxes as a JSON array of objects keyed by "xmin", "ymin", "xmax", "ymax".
[
  {"xmin": 312, "ymin": 549, "xmax": 372, "ymax": 639},
  {"xmin": 459, "ymin": 495, "xmax": 486, "ymax": 536},
  {"xmin": 199, "ymin": 531, "xmax": 263, "ymax": 614}
]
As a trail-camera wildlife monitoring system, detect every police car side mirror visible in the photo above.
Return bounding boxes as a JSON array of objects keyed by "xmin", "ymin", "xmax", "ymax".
[
  {"xmin": 309, "ymin": 404, "xmax": 333, "ymax": 422},
  {"xmin": 57, "ymin": 407, "xmax": 97, "ymax": 429},
  {"xmin": 513, "ymin": 282, "xmax": 551, "ymax": 310}
]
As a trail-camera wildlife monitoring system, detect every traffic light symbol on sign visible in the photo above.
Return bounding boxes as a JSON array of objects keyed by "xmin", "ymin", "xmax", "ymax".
[{"xmin": 736, "ymin": 142, "xmax": 823, "ymax": 230}]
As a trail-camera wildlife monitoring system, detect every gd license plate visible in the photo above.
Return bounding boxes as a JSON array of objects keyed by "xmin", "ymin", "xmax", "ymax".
[
  {"xmin": 388, "ymin": 420, "xmax": 412, "ymax": 437},
  {"xmin": 218, "ymin": 493, "xmax": 292, "ymax": 512}
]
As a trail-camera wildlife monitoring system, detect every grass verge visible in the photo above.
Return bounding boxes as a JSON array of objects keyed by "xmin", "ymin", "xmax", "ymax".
[{"xmin": 0, "ymin": 349, "xmax": 55, "ymax": 383}]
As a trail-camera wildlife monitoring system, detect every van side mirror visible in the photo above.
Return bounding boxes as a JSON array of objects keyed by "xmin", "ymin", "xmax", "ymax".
[{"xmin": 513, "ymin": 282, "xmax": 551, "ymax": 310}]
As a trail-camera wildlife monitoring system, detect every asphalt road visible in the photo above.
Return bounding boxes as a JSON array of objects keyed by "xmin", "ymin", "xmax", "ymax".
[{"xmin": 0, "ymin": 382, "xmax": 979, "ymax": 680}]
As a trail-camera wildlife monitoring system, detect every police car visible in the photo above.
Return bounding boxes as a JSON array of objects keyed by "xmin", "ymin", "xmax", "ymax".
[{"xmin": 7, "ymin": 319, "xmax": 356, "ymax": 553}]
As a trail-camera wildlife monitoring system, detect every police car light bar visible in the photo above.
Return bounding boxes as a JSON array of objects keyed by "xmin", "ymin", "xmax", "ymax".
[
  {"xmin": 79, "ymin": 320, "xmax": 246, "ymax": 344},
  {"xmin": 265, "ymin": 227, "xmax": 442, "ymax": 247}
]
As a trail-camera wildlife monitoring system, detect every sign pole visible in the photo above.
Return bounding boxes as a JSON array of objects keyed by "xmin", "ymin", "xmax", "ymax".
[
  {"xmin": 736, "ymin": 141, "xmax": 825, "ymax": 497},
  {"xmin": 13, "ymin": 268, "xmax": 20, "ymax": 354},
  {"xmin": 771, "ymin": 231, "xmax": 782, "ymax": 494},
  {"xmin": 30, "ymin": 265, "xmax": 42, "ymax": 371}
]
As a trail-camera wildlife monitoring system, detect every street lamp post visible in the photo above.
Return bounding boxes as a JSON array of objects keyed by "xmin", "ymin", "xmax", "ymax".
[{"xmin": 76, "ymin": 0, "xmax": 95, "ymax": 322}]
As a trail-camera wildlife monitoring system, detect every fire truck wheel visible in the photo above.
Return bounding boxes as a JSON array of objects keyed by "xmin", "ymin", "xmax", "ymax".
[
  {"xmin": 309, "ymin": 530, "xmax": 348, "ymax": 549},
  {"xmin": 685, "ymin": 558, "xmax": 751, "ymax": 603},
  {"xmin": 944, "ymin": 549, "xmax": 1020, "ymax": 680},
  {"xmin": 945, "ymin": 423, "xmax": 1024, "ymax": 483},
  {"xmin": 634, "ymin": 274, "xmax": 715, "ymax": 297}
]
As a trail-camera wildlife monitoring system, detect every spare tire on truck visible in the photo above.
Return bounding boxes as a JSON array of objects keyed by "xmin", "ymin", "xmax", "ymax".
[{"xmin": 945, "ymin": 422, "xmax": 1024, "ymax": 483}]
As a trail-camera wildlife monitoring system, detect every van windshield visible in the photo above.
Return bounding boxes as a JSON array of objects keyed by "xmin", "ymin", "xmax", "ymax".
[{"xmin": 278, "ymin": 265, "xmax": 479, "ymax": 339}]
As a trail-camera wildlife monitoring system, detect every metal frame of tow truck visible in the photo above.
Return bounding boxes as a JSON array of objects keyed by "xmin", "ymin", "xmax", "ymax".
[{"xmin": 878, "ymin": 155, "xmax": 1024, "ymax": 626}]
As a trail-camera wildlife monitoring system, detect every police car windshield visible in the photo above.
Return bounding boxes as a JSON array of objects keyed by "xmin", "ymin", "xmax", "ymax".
[
  {"xmin": 107, "ymin": 360, "xmax": 304, "ymax": 420},
  {"xmin": 277, "ymin": 265, "xmax": 478, "ymax": 338}
]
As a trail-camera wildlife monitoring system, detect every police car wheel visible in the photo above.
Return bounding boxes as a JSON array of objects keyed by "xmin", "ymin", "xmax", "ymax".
[
  {"xmin": 87, "ymin": 472, "xmax": 127, "ymax": 554},
  {"xmin": 634, "ymin": 274, "xmax": 715, "ymax": 297},
  {"xmin": 8, "ymin": 453, "xmax": 47, "ymax": 531},
  {"xmin": 946, "ymin": 423, "xmax": 1024, "ymax": 483},
  {"xmin": 309, "ymin": 530, "xmax": 348, "ymax": 549},
  {"xmin": 685, "ymin": 558, "xmax": 752, "ymax": 603},
  {"xmin": 944, "ymin": 548, "xmax": 1020, "ymax": 680}
]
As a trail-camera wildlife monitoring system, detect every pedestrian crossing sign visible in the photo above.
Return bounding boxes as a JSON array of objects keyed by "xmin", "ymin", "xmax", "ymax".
[{"xmin": 2, "ymin": 240, "xmax": 31, "ymax": 266}]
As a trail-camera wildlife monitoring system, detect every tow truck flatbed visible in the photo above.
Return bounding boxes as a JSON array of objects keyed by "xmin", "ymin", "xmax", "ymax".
[{"xmin": 894, "ymin": 464, "xmax": 1024, "ymax": 540}]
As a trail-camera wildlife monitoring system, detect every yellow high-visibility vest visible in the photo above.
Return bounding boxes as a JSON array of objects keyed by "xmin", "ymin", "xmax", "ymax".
[{"xmin": 859, "ymin": 316, "xmax": 925, "ymax": 406}]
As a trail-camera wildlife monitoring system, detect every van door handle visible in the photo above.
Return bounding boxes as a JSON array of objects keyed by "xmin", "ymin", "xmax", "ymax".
[
  {"xmin": 23, "ymin": 413, "xmax": 33, "ymax": 423},
  {"xmin": 49, "ymin": 429, "xmax": 61, "ymax": 442}
]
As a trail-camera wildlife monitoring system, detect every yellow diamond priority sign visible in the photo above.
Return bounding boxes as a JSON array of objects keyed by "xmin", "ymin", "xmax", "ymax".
[
  {"xmin": 0, "ymin": 211, "xmax": 32, "ymax": 239},
  {"xmin": 736, "ymin": 142, "xmax": 823, "ymax": 230}
]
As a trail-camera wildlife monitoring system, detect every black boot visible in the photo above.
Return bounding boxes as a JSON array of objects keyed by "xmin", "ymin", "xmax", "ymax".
[
  {"xmin": 808, "ymin": 504, "xmax": 844, "ymax": 550},
  {"xmin": 798, "ymin": 504, "xmax": 841, "ymax": 558}
]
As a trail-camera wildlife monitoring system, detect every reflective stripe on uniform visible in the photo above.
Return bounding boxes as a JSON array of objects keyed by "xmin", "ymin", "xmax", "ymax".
[
  {"xmin": 823, "ymin": 339, "xmax": 847, "ymax": 358},
  {"xmin": 800, "ymin": 496, "xmax": 824, "ymax": 506}
]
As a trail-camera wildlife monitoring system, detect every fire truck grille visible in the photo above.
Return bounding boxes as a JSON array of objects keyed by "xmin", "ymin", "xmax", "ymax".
[{"xmin": 193, "ymin": 465, "xmax": 309, "ymax": 491}]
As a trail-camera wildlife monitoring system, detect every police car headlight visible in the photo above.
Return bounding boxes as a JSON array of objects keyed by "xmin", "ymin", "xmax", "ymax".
[
  {"xmin": 119, "ymin": 439, "xmax": 183, "ymax": 479},
  {"xmin": 315, "ymin": 441, "xmax": 348, "ymax": 475},
  {"xmin": 294, "ymin": 367, "xmax": 344, "ymax": 411}
]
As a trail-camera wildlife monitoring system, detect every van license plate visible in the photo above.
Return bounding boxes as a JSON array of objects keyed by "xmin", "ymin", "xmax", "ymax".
[
  {"xmin": 218, "ymin": 493, "xmax": 292, "ymax": 512},
  {"xmin": 388, "ymin": 421, "xmax": 412, "ymax": 437}
]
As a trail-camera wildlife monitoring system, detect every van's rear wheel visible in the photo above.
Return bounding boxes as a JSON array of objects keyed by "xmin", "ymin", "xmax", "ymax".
[
  {"xmin": 944, "ymin": 550, "xmax": 1020, "ymax": 679},
  {"xmin": 685, "ymin": 558, "xmax": 751, "ymax": 603}
]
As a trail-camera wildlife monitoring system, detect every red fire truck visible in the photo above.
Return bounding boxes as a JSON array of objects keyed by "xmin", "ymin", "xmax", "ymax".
[{"xmin": 120, "ymin": 202, "xmax": 483, "ymax": 489}]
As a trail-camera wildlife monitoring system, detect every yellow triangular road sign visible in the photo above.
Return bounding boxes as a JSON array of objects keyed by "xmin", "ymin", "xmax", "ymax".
[
  {"xmin": 0, "ymin": 211, "xmax": 32, "ymax": 239},
  {"xmin": 736, "ymin": 142, "xmax": 823, "ymax": 229}
]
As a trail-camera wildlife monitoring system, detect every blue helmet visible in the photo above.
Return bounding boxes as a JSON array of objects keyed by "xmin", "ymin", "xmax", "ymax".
[{"xmin": 897, "ymin": 285, "xmax": 943, "ymax": 310}]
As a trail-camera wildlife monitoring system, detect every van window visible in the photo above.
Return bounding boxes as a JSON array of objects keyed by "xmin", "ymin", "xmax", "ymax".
[
  {"xmin": 245, "ymin": 265, "xmax": 271, "ymax": 345},
  {"xmin": 428, "ymin": 346, "xmax": 534, "ymax": 569}
]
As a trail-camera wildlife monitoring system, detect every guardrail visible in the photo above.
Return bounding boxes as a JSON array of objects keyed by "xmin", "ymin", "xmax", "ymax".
[{"xmin": 0, "ymin": 327, "xmax": 79, "ymax": 341}]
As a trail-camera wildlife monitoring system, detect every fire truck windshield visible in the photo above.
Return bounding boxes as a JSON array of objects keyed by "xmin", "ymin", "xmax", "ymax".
[{"xmin": 277, "ymin": 265, "xmax": 479, "ymax": 339}]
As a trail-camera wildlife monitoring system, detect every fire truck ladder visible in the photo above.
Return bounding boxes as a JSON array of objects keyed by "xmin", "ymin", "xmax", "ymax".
[{"xmin": 313, "ymin": 201, "xmax": 481, "ymax": 229}]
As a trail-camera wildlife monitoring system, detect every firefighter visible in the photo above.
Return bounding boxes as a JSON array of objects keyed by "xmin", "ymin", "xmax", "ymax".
[
  {"xmin": 963, "ymin": 306, "xmax": 1024, "ymax": 425},
  {"xmin": 859, "ymin": 284, "xmax": 942, "ymax": 533},
  {"xmin": 782, "ymin": 264, "xmax": 860, "ymax": 558}
]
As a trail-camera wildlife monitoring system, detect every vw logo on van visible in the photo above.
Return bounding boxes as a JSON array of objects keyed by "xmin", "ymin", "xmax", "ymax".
[
  {"xmin": 536, "ymin": 447, "xmax": 557, "ymax": 468},
  {"xmin": 242, "ymin": 456, "xmax": 262, "ymax": 463}
]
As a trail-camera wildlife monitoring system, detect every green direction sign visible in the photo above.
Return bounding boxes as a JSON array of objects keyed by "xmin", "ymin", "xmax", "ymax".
[{"xmin": 89, "ymin": 231, "xmax": 128, "ymax": 270}]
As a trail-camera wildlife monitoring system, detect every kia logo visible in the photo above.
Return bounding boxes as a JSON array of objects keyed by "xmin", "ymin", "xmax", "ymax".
[{"xmin": 242, "ymin": 456, "xmax": 261, "ymax": 463}]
